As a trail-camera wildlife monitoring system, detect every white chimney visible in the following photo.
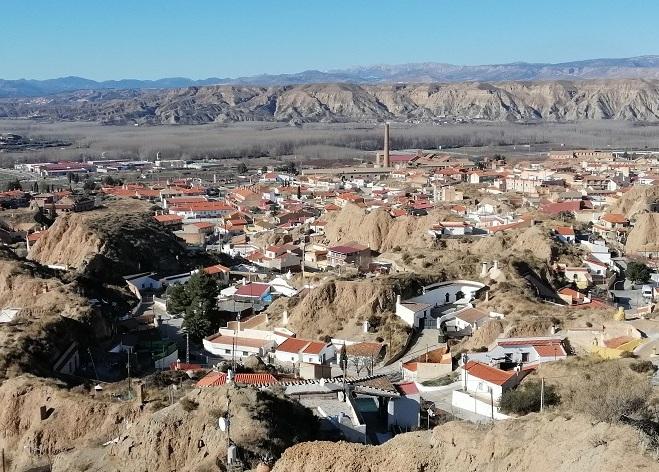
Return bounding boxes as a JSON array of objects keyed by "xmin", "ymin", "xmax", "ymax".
[
  {"xmin": 396, "ymin": 294, "xmax": 401, "ymax": 305},
  {"xmin": 480, "ymin": 262, "xmax": 489, "ymax": 277},
  {"xmin": 493, "ymin": 260, "xmax": 499, "ymax": 270}
]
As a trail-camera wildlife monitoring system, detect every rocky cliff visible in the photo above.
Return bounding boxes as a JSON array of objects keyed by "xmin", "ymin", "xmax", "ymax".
[{"xmin": 3, "ymin": 79, "xmax": 659, "ymax": 124}]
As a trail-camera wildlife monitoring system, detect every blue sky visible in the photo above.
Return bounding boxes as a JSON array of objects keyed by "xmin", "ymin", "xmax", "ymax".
[{"xmin": 1, "ymin": 0, "xmax": 658, "ymax": 80}]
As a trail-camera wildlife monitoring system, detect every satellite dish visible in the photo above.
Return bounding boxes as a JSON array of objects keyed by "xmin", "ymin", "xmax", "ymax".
[{"xmin": 218, "ymin": 416, "xmax": 229, "ymax": 432}]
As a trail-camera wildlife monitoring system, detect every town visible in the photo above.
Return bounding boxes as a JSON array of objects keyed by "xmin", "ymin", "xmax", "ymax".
[{"xmin": 1, "ymin": 118, "xmax": 659, "ymax": 469}]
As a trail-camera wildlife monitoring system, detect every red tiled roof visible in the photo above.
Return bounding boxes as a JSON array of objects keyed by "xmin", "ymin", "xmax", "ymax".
[
  {"xmin": 463, "ymin": 361, "xmax": 517, "ymax": 386},
  {"xmin": 154, "ymin": 214, "xmax": 183, "ymax": 223},
  {"xmin": 203, "ymin": 264, "xmax": 230, "ymax": 275},
  {"xmin": 276, "ymin": 337, "xmax": 312, "ymax": 354},
  {"xmin": 600, "ymin": 213, "xmax": 628, "ymax": 224},
  {"xmin": 396, "ymin": 381, "xmax": 420, "ymax": 395},
  {"xmin": 302, "ymin": 341, "xmax": 328, "ymax": 355},
  {"xmin": 196, "ymin": 371, "xmax": 278, "ymax": 387},
  {"xmin": 555, "ymin": 226, "xmax": 575, "ymax": 236},
  {"xmin": 234, "ymin": 283, "xmax": 270, "ymax": 298}
]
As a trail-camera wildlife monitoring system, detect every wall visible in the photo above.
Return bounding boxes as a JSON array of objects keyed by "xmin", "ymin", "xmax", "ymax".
[
  {"xmin": 154, "ymin": 349, "xmax": 179, "ymax": 370},
  {"xmin": 387, "ymin": 395, "xmax": 420, "ymax": 430},
  {"xmin": 451, "ymin": 390, "xmax": 510, "ymax": 420}
]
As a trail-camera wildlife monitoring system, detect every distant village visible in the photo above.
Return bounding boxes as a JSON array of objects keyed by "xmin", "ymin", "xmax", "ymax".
[{"xmin": 1, "ymin": 124, "xmax": 659, "ymax": 451}]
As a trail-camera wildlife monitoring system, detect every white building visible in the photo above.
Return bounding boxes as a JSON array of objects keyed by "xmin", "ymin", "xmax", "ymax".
[{"xmin": 395, "ymin": 280, "xmax": 487, "ymax": 328}]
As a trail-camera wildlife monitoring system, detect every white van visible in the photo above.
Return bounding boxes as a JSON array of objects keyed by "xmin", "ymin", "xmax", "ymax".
[{"xmin": 642, "ymin": 284, "xmax": 654, "ymax": 299}]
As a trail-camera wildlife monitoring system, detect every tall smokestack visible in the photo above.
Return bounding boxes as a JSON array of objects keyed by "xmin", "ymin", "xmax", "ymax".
[{"xmin": 384, "ymin": 122, "xmax": 390, "ymax": 168}]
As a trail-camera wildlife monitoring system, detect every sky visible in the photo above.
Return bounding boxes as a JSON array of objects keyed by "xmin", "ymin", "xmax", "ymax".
[{"xmin": 1, "ymin": 0, "xmax": 658, "ymax": 80}]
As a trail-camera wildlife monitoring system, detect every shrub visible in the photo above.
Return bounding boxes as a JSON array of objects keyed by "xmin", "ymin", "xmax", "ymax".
[
  {"xmin": 180, "ymin": 397, "xmax": 199, "ymax": 412},
  {"xmin": 567, "ymin": 364, "xmax": 651, "ymax": 422},
  {"xmin": 620, "ymin": 351, "xmax": 637, "ymax": 358},
  {"xmin": 629, "ymin": 360, "xmax": 658, "ymax": 374},
  {"xmin": 500, "ymin": 381, "xmax": 560, "ymax": 415},
  {"xmin": 472, "ymin": 346, "xmax": 488, "ymax": 353}
]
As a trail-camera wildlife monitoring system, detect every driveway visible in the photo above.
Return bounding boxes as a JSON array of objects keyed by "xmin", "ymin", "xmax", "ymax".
[{"xmin": 420, "ymin": 382, "xmax": 493, "ymax": 424}]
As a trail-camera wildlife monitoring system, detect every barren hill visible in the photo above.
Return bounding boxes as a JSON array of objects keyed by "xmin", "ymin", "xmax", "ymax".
[
  {"xmin": 28, "ymin": 200, "xmax": 203, "ymax": 283},
  {"xmin": 0, "ymin": 248, "xmax": 130, "ymax": 378},
  {"xmin": 3, "ymin": 79, "xmax": 659, "ymax": 124},
  {"xmin": 0, "ymin": 376, "xmax": 316, "ymax": 472},
  {"xmin": 626, "ymin": 212, "xmax": 659, "ymax": 254},
  {"xmin": 273, "ymin": 414, "xmax": 657, "ymax": 472},
  {"xmin": 609, "ymin": 185, "xmax": 659, "ymax": 218}
]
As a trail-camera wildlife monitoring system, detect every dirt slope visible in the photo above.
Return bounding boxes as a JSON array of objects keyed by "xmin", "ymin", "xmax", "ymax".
[
  {"xmin": 626, "ymin": 212, "xmax": 659, "ymax": 254},
  {"xmin": 51, "ymin": 384, "xmax": 316, "ymax": 472},
  {"xmin": 0, "ymin": 249, "xmax": 129, "ymax": 378},
  {"xmin": 610, "ymin": 185, "xmax": 659, "ymax": 218},
  {"xmin": 28, "ymin": 199, "xmax": 196, "ymax": 283},
  {"xmin": 323, "ymin": 204, "xmax": 444, "ymax": 252},
  {"xmin": 273, "ymin": 414, "xmax": 657, "ymax": 472}
]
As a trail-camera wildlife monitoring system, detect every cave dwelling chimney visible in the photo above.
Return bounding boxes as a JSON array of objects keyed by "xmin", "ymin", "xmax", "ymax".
[
  {"xmin": 282, "ymin": 310, "xmax": 288, "ymax": 325},
  {"xmin": 493, "ymin": 260, "xmax": 499, "ymax": 270},
  {"xmin": 396, "ymin": 294, "xmax": 401, "ymax": 305},
  {"xmin": 383, "ymin": 122, "xmax": 390, "ymax": 168},
  {"xmin": 480, "ymin": 262, "xmax": 489, "ymax": 277}
]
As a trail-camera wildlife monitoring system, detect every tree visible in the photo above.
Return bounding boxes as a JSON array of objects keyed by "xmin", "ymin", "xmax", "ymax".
[
  {"xmin": 167, "ymin": 272, "xmax": 222, "ymax": 340},
  {"xmin": 296, "ymin": 185, "xmax": 302, "ymax": 200},
  {"xmin": 627, "ymin": 261, "xmax": 651, "ymax": 285},
  {"xmin": 102, "ymin": 175, "xmax": 123, "ymax": 186},
  {"xmin": 82, "ymin": 179, "xmax": 97, "ymax": 191},
  {"xmin": 557, "ymin": 211, "xmax": 575, "ymax": 223},
  {"xmin": 4, "ymin": 179, "xmax": 22, "ymax": 191},
  {"xmin": 339, "ymin": 344, "xmax": 348, "ymax": 376},
  {"xmin": 261, "ymin": 165, "xmax": 268, "ymax": 173},
  {"xmin": 237, "ymin": 162, "xmax": 248, "ymax": 174}
]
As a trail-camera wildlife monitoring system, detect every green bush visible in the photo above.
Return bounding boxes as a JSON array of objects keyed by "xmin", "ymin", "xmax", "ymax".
[
  {"xmin": 179, "ymin": 397, "xmax": 199, "ymax": 412},
  {"xmin": 629, "ymin": 360, "xmax": 658, "ymax": 374},
  {"xmin": 500, "ymin": 380, "xmax": 560, "ymax": 415}
]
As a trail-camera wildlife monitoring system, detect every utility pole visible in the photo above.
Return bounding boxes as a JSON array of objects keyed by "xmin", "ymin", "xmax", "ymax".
[
  {"xmin": 88, "ymin": 347, "xmax": 99, "ymax": 380},
  {"xmin": 127, "ymin": 349, "xmax": 132, "ymax": 399},
  {"xmin": 186, "ymin": 331, "xmax": 190, "ymax": 365},
  {"xmin": 489, "ymin": 387, "xmax": 494, "ymax": 421},
  {"xmin": 540, "ymin": 377, "xmax": 545, "ymax": 412}
]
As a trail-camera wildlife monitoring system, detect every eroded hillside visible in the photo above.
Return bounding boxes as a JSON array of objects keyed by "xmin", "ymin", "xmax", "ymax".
[{"xmin": 3, "ymin": 79, "xmax": 659, "ymax": 124}]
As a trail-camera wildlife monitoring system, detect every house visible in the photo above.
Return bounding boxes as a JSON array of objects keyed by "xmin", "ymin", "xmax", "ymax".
[
  {"xmin": 460, "ymin": 360, "xmax": 524, "ymax": 402},
  {"xmin": 202, "ymin": 332, "xmax": 275, "ymax": 359},
  {"xmin": 202, "ymin": 264, "xmax": 231, "ymax": 283},
  {"xmin": 234, "ymin": 282, "xmax": 272, "ymax": 304},
  {"xmin": 428, "ymin": 221, "xmax": 474, "ymax": 237},
  {"xmin": 554, "ymin": 226, "xmax": 576, "ymax": 244},
  {"xmin": 168, "ymin": 201, "xmax": 233, "ymax": 219},
  {"xmin": 560, "ymin": 266, "xmax": 592, "ymax": 289},
  {"xmin": 466, "ymin": 337, "xmax": 568, "ymax": 370},
  {"xmin": 274, "ymin": 338, "xmax": 336, "ymax": 364},
  {"xmin": 327, "ymin": 243, "xmax": 371, "ymax": 270},
  {"xmin": 124, "ymin": 272, "xmax": 162, "ymax": 297},
  {"xmin": 153, "ymin": 213, "xmax": 183, "ymax": 229},
  {"xmin": 448, "ymin": 306, "xmax": 493, "ymax": 336},
  {"xmin": 344, "ymin": 342, "xmax": 386, "ymax": 376},
  {"xmin": 593, "ymin": 213, "xmax": 630, "ymax": 241},
  {"xmin": 388, "ymin": 382, "xmax": 421, "ymax": 430}
]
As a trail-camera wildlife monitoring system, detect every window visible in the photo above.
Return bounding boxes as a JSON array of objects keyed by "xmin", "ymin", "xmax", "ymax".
[
  {"xmin": 521, "ymin": 353, "xmax": 529, "ymax": 362},
  {"xmin": 225, "ymin": 349, "xmax": 231, "ymax": 354},
  {"xmin": 242, "ymin": 351, "xmax": 248, "ymax": 356}
]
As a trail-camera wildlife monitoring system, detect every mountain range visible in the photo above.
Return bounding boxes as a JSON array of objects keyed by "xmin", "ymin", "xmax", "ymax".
[
  {"xmin": 3, "ymin": 56, "xmax": 659, "ymax": 98},
  {"xmin": 2, "ymin": 79, "xmax": 659, "ymax": 124}
]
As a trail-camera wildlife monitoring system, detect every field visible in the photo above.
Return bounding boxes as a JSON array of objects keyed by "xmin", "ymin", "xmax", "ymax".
[{"xmin": 2, "ymin": 120, "xmax": 659, "ymax": 170}]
